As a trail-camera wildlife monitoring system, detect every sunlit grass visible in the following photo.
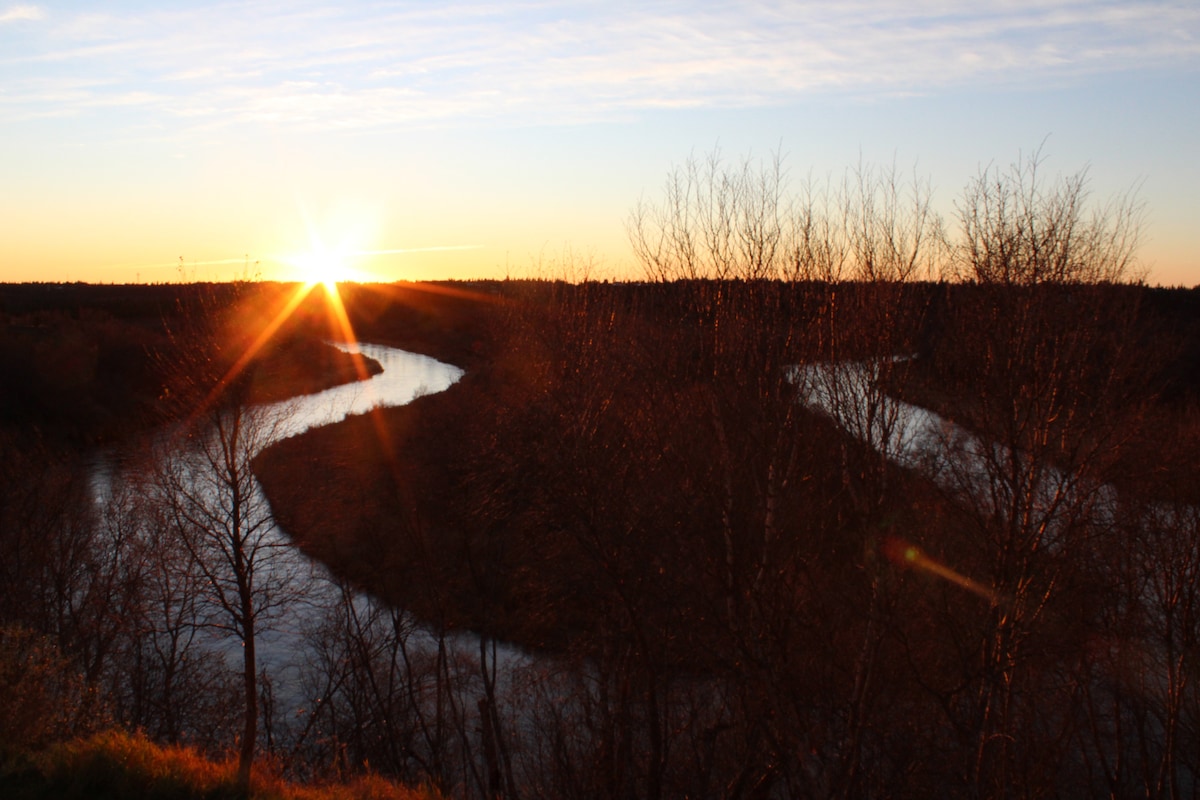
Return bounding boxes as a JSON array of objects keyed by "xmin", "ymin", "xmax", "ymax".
[{"xmin": 12, "ymin": 729, "xmax": 440, "ymax": 800}]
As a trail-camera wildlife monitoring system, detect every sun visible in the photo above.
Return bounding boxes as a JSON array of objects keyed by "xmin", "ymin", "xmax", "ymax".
[
  {"xmin": 288, "ymin": 247, "xmax": 362, "ymax": 291},
  {"xmin": 277, "ymin": 211, "xmax": 385, "ymax": 288}
]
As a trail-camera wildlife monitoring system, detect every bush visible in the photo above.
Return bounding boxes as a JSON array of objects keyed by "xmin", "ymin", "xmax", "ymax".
[{"xmin": 0, "ymin": 625, "xmax": 103, "ymax": 757}]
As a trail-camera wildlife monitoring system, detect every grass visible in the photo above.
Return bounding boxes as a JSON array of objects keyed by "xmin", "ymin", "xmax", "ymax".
[{"xmin": 1, "ymin": 729, "xmax": 440, "ymax": 800}]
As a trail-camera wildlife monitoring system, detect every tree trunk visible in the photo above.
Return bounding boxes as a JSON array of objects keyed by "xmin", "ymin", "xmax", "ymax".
[{"xmin": 237, "ymin": 610, "xmax": 257, "ymax": 794}]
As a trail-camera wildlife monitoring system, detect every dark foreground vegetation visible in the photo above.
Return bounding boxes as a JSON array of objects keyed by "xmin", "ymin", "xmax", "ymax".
[
  {"xmin": 0, "ymin": 280, "xmax": 417, "ymax": 798},
  {"xmin": 4, "ymin": 151, "xmax": 1200, "ymax": 798},
  {"xmin": 259, "ymin": 277, "xmax": 1200, "ymax": 800},
  {"xmin": 260, "ymin": 154, "xmax": 1200, "ymax": 798}
]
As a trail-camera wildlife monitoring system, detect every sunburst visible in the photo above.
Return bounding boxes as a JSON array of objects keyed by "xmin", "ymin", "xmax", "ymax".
[
  {"xmin": 287, "ymin": 247, "xmax": 366, "ymax": 292},
  {"xmin": 188, "ymin": 279, "xmax": 364, "ymax": 422}
]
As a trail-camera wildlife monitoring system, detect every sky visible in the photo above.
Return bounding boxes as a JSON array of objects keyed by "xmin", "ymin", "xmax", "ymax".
[{"xmin": 1, "ymin": 1, "xmax": 1197, "ymax": 286}]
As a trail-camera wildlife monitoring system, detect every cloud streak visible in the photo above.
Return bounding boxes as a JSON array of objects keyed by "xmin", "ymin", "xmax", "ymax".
[
  {"xmin": 0, "ymin": 4, "xmax": 42, "ymax": 24},
  {"xmin": 2, "ymin": 1, "xmax": 1197, "ymax": 132}
]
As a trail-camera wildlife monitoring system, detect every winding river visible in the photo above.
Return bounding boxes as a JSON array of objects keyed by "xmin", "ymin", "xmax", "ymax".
[
  {"xmin": 239, "ymin": 342, "xmax": 470, "ymax": 690},
  {"xmin": 91, "ymin": 343, "xmax": 480, "ymax": 716},
  {"xmin": 261, "ymin": 341, "xmax": 464, "ymax": 442}
]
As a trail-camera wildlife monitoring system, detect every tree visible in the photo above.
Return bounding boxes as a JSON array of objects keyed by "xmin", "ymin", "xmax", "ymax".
[
  {"xmin": 155, "ymin": 394, "xmax": 308, "ymax": 794},
  {"xmin": 952, "ymin": 148, "xmax": 1143, "ymax": 285},
  {"xmin": 627, "ymin": 149, "xmax": 945, "ymax": 283},
  {"xmin": 910, "ymin": 153, "xmax": 1155, "ymax": 796},
  {"xmin": 295, "ymin": 580, "xmax": 458, "ymax": 789},
  {"xmin": 627, "ymin": 148, "xmax": 792, "ymax": 282},
  {"xmin": 151, "ymin": 284, "xmax": 314, "ymax": 795},
  {"xmin": 627, "ymin": 149, "xmax": 951, "ymax": 794},
  {"xmin": 97, "ymin": 464, "xmax": 241, "ymax": 749}
]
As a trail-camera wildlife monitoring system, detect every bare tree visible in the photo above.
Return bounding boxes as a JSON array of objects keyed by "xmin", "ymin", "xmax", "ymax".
[
  {"xmin": 627, "ymin": 149, "xmax": 790, "ymax": 281},
  {"xmin": 295, "ymin": 581, "xmax": 451, "ymax": 787},
  {"xmin": 1079, "ymin": 486, "xmax": 1200, "ymax": 798},
  {"xmin": 952, "ymin": 148, "xmax": 1144, "ymax": 285},
  {"xmin": 906, "ymin": 151, "xmax": 1155, "ymax": 794},
  {"xmin": 155, "ymin": 396, "xmax": 307, "ymax": 794},
  {"xmin": 92, "ymin": 466, "xmax": 241, "ymax": 749},
  {"xmin": 842, "ymin": 161, "xmax": 945, "ymax": 282},
  {"xmin": 628, "ymin": 149, "xmax": 946, "ymax": 284}
]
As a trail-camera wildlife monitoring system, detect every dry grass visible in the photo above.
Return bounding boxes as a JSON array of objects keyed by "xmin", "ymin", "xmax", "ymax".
[{"xmin": 5, "ymin": 729, "xmax": 439, "ymax": 800}]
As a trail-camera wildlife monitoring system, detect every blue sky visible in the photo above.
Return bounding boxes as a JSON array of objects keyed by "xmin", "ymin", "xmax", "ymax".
[{"xmin": 2, "ymin": 1, "xmax": 1197, "ymax": 284}]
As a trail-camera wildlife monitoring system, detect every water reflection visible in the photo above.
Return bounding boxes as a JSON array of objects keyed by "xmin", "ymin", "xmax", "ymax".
[{"xmin": 261, "ymin": 342, "xmax": 464, "ymax": 448}]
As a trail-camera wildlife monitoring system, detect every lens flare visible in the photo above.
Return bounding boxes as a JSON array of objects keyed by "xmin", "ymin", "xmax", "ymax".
[{"xmin": 882, "ymin": 535, "xmax": 1001, "ymax": 605}]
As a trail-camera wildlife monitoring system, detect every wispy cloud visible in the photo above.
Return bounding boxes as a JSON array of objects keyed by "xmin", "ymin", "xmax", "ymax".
[
  {"xmin": 0, "ymin": 4, "xmax": 42, "ymax": 23},
  {"xmin": 2, "ymin": 1, "xmax": 1197, "ymax": 132}
]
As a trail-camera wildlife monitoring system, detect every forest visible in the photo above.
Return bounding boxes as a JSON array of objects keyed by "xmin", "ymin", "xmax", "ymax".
[{"xmin": 2, "ymin": 154, "xmax": 1200, "ymax": 799}]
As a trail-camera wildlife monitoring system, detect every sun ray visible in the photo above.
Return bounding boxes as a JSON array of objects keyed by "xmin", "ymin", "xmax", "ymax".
[
  {"xmin": 313, "ymin": 281, "xmax": 377, "ymax": 385},
  {"xmin": 309, "ymin": 280, "xmax": 413, "ymax": 490},
  {"xmin": 305, "ymin": 278, "xmax": 506, "ymax": 502},
  {"xmin": 185, "ymin": 281, "xmax": 320, "ymax": 427},
  {"xmin": 180, "ymin": 272, "xmax": 500, "ymax": 513}
]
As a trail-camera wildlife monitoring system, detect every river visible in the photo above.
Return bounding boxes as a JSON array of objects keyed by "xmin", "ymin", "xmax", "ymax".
[
  {"xmin": 260, "ymin": 341, "xmax": 464, "ymax": 442},
  {"xmin": 236, "ymin": 342, "xmax": 470, "ymax": 696},
  {"xmin": 90, "ymin": 343, "xmax": 510, "ymax": 717}
]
